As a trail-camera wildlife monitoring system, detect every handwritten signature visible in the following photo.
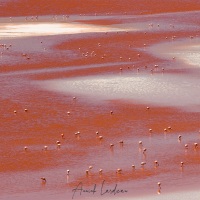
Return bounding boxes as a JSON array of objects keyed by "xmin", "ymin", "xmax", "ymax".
[{"xmin": 72, "ymin": 180, "xmax": 128, "ymax": 199}]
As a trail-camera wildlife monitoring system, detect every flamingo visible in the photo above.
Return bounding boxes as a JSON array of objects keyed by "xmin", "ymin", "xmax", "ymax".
[
  {"xmin": 180, "ymin": 162, "xmax": 184, "ymax": 167},
  {"xmin": 116, "ymin": 168, "xmax": 122, "ymax": 174},
  {"xmin": 41, "ymin": 177, "xmax": 46, "ymax": 183},
  {"xmin": 194, "ymin": 143, "xmax": 198, "ymax": 149},
  {"xmin": 119, "ymin": 140, "xmax": 124, "ymax": 144},
  {"xmin": 143, "ymin": 148, "xmax": 147, "ymax": 154},
  {"xmin": 154, "ymin": 160, "xmax": 159, "ymax": 168},
  {"xmin": 141, "ymin": 162, "xmax": 146, "ymax": 167},
  {"xmin": 44, "ymin": 146, "xmax": 48, "ymax": 151},
  {"xmin": 132, "ymin": 165, "xmax": 135, "ymax": 169},
  {"xmin": 157, "ymin": 182, "xmax": 161, "ymax": 194}
]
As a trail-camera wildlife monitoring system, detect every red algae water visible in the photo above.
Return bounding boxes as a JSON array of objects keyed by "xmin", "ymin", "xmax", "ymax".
[{"xmin": 1, "ymin": 1, "xmax": 200, "ymax": 200}]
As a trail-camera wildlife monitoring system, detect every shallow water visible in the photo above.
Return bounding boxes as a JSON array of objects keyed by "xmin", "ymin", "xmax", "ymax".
[
  {"xmin": 1, "ymin": 9, "xmax": 200, "ymax": 200},
  {"xmin": 35, "ymin": 72, "xmax": 200, "ymax": 111},
  {"xmin": 149, "ymin": 37, "xmax": 200, "ymax": 68},
  {"xmin": 1, "ymin": 130, "xmax": 200, "ymax": 200}
]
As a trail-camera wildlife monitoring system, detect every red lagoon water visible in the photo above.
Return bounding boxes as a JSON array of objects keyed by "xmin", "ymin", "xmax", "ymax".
[{"xmin": 1, "ymin": 3, "xmax": 200, "ymax": 200}]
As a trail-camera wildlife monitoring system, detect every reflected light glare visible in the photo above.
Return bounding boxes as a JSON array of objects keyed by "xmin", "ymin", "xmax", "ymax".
[
  {"xmin": 36, "ymin": 74, "xmax": 200, "ymax": 110},
  {"xmin": 0, "ymin": 22, "xmax": 125, "ymax": 38}
]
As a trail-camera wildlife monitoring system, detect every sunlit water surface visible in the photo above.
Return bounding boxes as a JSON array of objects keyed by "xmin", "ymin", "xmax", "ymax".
[
  {"xmin": 1, "ymin": 11, "xmax": 200, "ymax": 200},
  {"xmin": 149, "ymin": 37, "xmax": 200, "ymax": 68},
  {"xmin": 35, "ymin": 72, "xmax": 200, "ymax": 111},
  {"xmin": 0, "ymin": 22, "xmax": 128, "ymax": 38}
]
